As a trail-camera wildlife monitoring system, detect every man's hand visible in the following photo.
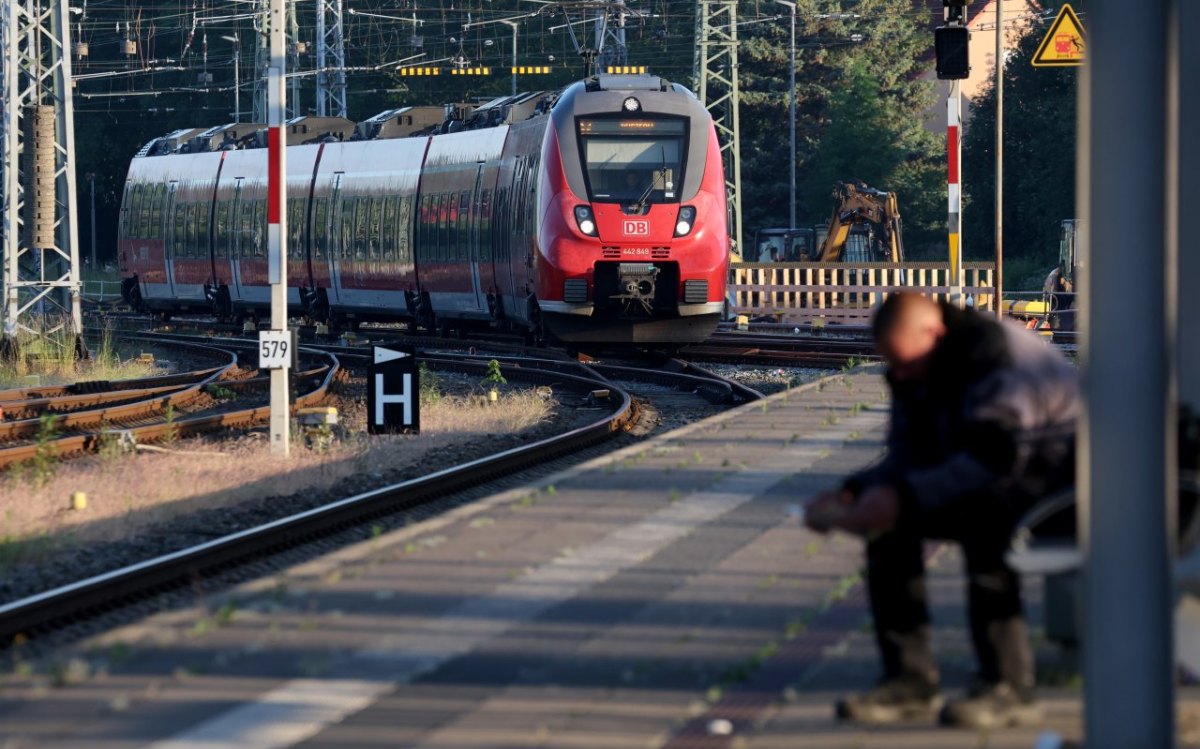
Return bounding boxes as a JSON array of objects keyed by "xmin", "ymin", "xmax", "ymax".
[
  {"xmin": 804, "ymin": 489, "xmax": 854, "ymax": 534},
  {"xmin": 838, "ymin": 484, "xmax": 902, "ymax": 538}
]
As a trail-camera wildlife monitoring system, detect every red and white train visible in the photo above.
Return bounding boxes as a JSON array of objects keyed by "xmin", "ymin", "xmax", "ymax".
[{"xmin": 118, "ymin": 74, "xmax": 730, "ymax": 344}]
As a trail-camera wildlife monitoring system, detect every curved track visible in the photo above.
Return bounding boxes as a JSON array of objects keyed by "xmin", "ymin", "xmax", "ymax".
[
  {"xmin": 0, "ymin": 351, "xmax": 638, "ymax": 648},
  {"xmin": 0, "ymin": 336, "xmax": 336, "ymax": 469}
]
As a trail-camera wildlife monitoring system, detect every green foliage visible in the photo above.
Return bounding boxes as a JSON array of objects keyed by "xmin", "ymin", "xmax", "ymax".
[
  {"xmin": 962, "ymin": 2, "xmax": 1079, "ymax": 281},
  {"xmin": 31, "ymin": 413, "xmax": 60, "ymax": 488},
  {"xmin": 481, "ymin": 359, "xmax": 507, "ymax": 388},
  {"xmin": 736, "ymin": 0, "xmax": 943, "ymax": 253},
  {"xmin": 419, "ymin": 362, "xmax": 441, "ymax": 405},
  {"xmin": 204, "ymin": 384, "xmax": 237, "ymax": 400},
  {"xmin": 162, "ymin": 403, "xmax": 179, "ymax": 444}
]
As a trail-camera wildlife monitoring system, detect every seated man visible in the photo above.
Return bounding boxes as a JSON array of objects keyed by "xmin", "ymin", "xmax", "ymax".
[{"xmin": 806, "ymin": 292, "xmax": 1078, "ymax": 728}]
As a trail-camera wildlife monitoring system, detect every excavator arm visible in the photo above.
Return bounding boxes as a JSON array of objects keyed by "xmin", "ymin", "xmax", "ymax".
[{"xmin": 816, "ymin": 180, "xmax": 905, "ymax": 262}]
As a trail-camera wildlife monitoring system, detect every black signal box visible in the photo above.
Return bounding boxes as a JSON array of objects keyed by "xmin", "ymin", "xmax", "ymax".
[{"xmin": 935, "ymin": 26, "xmax": 971, "ymax": 80}]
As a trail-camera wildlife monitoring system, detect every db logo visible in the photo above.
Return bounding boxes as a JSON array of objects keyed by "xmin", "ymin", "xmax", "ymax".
[{"xmin": 622, "ymin": 219, "xmax": 650, "ymax": 236}]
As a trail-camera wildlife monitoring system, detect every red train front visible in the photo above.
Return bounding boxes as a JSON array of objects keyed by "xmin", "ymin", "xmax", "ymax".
[{"xmin": 534, "ymin": 75, "xmax": 729, "ymax": 344}]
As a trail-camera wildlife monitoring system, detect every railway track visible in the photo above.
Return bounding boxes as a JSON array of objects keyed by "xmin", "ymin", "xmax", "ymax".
[
  {"xmin": 682, "ymin": 330, "xmax": 878, "ymax": 368},
  {"xmin": 0, "ymin": 332, "xmax": 778, "ymax": 649},
  {"xmin": 0, "ymin": 336, "xmax": 337, "ymax": 469},
  {"xmin": 0, "ymin": 352, "xmax": 639, "ymax": 649}
]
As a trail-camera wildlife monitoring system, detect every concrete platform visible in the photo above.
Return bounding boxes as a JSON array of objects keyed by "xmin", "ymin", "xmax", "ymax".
[{"xmin": 0, "ymin": 368, "xmax": 1193, "ymax": 748}]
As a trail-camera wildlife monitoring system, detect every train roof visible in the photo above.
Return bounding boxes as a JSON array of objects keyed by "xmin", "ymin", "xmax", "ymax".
[{"xmin": 135, "ymin": 73, "xmax": 690, "ymax": 159}]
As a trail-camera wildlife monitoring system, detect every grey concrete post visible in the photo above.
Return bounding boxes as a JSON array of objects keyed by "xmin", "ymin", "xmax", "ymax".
[
  {"xmin": 1078, "ymin": 1, "xmax": 1175, "ymax": 746},
  {"xmin": 1179, "ymin": 0, "xmax": 1199, "ymax": 411}
]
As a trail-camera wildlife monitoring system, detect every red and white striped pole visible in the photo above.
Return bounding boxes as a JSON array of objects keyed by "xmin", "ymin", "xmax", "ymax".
[
  {"xmin": 947, "ymin": 78, "xmax": 964, "ymax": 303},
  {"xmin": 267, "ymin": 0, "xmax": 290, "ymax": 456}
]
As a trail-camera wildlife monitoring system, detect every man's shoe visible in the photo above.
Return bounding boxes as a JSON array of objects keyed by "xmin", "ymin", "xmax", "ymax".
[
  {"xmin": 939, "ymin": 680, "xmax": 1044, "ymax": 729},
  {"xmin": 835, "ymin": 678, "xmax": 943, "ymax": 724}
]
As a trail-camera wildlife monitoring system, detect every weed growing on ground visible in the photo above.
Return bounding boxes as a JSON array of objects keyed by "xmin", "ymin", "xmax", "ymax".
[
  {"xmin": 162, "ymin": 404, "xmax": 179, "ymax": 444},
  {"xmin": 418, "ymin": 363, "xmax": 441, "ymax": 405},
  {"xmin": 31, "ymin": 414, "xmax": 59, "ymax": 488},
  {"xmin": 204, "ymin": 384, "xmax": 237, "ymax": 401},
  {"xmin": 481, "ymin": 359, "xmax": 507, "ymax": 389}
]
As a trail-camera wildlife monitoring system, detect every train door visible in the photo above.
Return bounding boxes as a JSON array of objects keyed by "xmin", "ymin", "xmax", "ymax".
[
  {"xmin": 230, "ymin": 178, "xmax": 252, "ymax": 301},
  {"xmin": 225, "ymin": 179, "xmax": 244, "ymax": 300},
  {"xmin": 326, "ymin": 173, "xmax": 344, "ymax": 306},
  {"xmin": 163, "ymin": 182, "xmax": 179, "ymax": 297},
  {"xmin": 468, "ymin": 165, "xmax": 487, "ymax": 314}
]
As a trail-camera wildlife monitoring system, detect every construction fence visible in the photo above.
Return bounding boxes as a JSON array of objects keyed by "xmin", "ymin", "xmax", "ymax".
[{"xmin": 728, "ymin": 261, "xmax": 997, "ymax": 325}]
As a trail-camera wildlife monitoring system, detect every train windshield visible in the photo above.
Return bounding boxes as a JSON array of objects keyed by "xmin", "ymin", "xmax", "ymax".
[{"xmin": 577, "ymin": 118, "xmax": 686, "ymax": 204}]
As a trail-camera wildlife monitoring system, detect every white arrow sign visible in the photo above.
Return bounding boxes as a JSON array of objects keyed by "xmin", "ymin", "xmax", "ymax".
[{"xmin": 374, "ymin": 346, "xmax": 411, "ymax": 365}]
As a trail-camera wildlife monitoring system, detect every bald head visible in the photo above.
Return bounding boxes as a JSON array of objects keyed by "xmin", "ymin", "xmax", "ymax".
[{"xmin": 872, "ymin": 293, "xmax": 947, "ymax": 382}]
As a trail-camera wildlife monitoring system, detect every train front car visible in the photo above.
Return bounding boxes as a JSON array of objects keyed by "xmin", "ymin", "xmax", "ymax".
[{"xmin": 535, "ymin": 75, "xmax": 729, "ymax": 344}]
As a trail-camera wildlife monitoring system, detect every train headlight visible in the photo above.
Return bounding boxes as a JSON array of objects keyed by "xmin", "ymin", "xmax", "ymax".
[
  {"xmin": 674, "ymin": 206, "xmax": 697, "ymax": 237},
  {"xmin": 574, "ymin": 205, "xmax": 598, "ymax": 237}
]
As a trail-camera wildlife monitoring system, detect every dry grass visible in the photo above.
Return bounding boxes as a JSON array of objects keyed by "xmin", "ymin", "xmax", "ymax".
[
  {"xmin": 0, "ymin": 325, "xmax": 158, "ymax": 389},
  {"xmin": 0, "ymin": 390, "xmax": 554, "ymax": 567}
]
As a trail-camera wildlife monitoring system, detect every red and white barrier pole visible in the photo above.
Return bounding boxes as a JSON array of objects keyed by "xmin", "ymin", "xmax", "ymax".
[
  {"xmin": 948, "ymin": 79, "xmax": 963, "ymax": 303},
  {"xmin": 267, "ymin": 0, "xmax": 290, "ymax": 456}
]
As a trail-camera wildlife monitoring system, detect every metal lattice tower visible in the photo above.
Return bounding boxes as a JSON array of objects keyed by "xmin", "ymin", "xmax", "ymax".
[
  {"xmin": 595, "ymin": 0, "xmax": 629, "ymax": 70},
  {"xmin": 253, "ymin": 0, "xmax": 301, "ymax": 122},
  {"xmin": 693, "ymin": 0, "xmax": 742, "ymax": 255},
  {"xmin": 316, "ymin": 0, "xmax": 347, "ymax": 118},
  {"xmin": 1, "ymin": 0, "xmax": 83, "ymax": 353}
]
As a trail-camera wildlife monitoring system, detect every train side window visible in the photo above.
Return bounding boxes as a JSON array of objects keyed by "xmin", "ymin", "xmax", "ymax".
[
  {"xmin": 238, "ymin": 200, "xmax": 252, "ymax": 258},
  {"xmin": 214, "ymin": 202, "xmax": 230, "ymax": 258},
  {"xmin": 494, "ymin": 188, "xmax": 508, "ymax": 260},
  {"xmin": 339, "ymin": 197, "xmax": 353, "ymax": 259},
  {"xmin": 172, "ymin": 204, "xmax": 186, "ymax": 257},
  {"xmin": 424, "ymin": 195, "xmax": 437, "ymax": 261},
  {"xmin": 127, "ymin": 185, "xmax": 143, "ymax": 239},
  {"xmin": 382, "ymin": 196, "xmax": 397, "ymax": 262},
  {"xmin": 149, "ymin": 185, "xmax": 164, "ymax": 239},
  {"xmin": 443, "ymin": 193, "xmax": 456, "ymax": 261},
  {"xmin": 368, "ymin": 197, "xmax": 383, "ymax": 261},
  {"xmin": 458, "ymin": 191, "xmax": 471, "ymax": 260},
  {"xmin": 313, "ymin": 197, "xmax": 328, "ymax": 259},
  {"xmin": 351, "ymin": 197, "xmax": 366, "ymax": 261},
  {"xmin": 253, "ymin": 201, "xmax": 266, "ymax": 257},
  {"xmin": 288, "ymin": 200, "xmax": 305, "ymax": 260},
  {"xmin": 119, "ymin": 184, "xmax": 131, "ymax": 239},
  {"xmin": 398, "ymin": 195, "xmax": 413, "ymax": 264},
  {"xmin": 140, "ymin": 187, "xmax": 153, "ymax": 239},
  {"xmin": 180, "ymin": 203, "xmax": 193, "ymax": 258},
  {"xmin": 197, "ymin": 202, "xmax": 211, "ymax": 258},
  {"xmin": 420, "ymin": 195, "xmax": 431, "ymax": 260}
]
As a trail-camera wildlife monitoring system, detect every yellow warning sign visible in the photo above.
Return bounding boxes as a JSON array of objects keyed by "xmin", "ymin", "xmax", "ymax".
[{"xmin": 1032, "ymin": 3, "xmax": 1086, "ymax": 67}]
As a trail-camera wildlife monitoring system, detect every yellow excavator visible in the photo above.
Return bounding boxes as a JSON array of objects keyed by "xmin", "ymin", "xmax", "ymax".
[{"xmin": 816, "ymin": 180, "xmax": 905, "ymax": 262}]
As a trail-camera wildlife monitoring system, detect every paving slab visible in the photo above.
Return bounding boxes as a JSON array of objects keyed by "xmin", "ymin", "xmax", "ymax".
[{"xmin": 0, "ymin": 367, "xmax": 1190, "ymax": 749}]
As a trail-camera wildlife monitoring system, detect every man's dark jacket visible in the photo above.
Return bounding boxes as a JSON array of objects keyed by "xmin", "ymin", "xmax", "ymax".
[{"xmin": 845, "ymin": 304, "xmax": 1079, "ymax": 516}]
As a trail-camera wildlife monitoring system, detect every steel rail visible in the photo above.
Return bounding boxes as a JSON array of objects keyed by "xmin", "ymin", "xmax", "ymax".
[
  {"xmin": 0, "ymin": 356, "xmax": 631, "ymax": 648},
  {"xmin": 0, "ymin": 337, "xmax": 337, "ymax": 468}
]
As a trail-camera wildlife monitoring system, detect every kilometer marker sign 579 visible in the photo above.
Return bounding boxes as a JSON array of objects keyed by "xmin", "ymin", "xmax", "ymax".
[{"xmin": 368, "ymin": 345, "xmax": 421, "ymax": 434}]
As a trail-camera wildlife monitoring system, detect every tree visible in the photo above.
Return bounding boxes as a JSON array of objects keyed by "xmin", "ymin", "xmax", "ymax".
[
  {"xmin": 735, "ymin": 0, "xmax": 944, "ymax": 254},
  {"xmin": 961, "ymin": 2, "xmax": 1079, "ymax": 286}
]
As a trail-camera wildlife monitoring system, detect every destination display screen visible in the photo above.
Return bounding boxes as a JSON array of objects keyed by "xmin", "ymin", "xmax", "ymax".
[{"xmin": 577, "ymin": 118, "xmax": 686, "ymax": 136}]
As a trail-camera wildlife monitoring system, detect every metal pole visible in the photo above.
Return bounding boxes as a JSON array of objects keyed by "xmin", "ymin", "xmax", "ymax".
[
  {"xmin": 88, "ymin": 173, "xmax": 96, "ymax": 269},
  {"xmin": 233, "ymin": 40, "xmax": 240, "ymax": 121},
  {"xmin": 788, "ymin": 5, "xmax": 795, "ymax": 231},
  {"xmin": 993, "ymin": 0, "xmax": 1002, "ymax": 315},
  {"xmin": 510, "ymin": 22, "xmax": 518, "ymax": 97},
  {"xmin": 1079, "ymin": 0, "xmax": 1174, "ymax": 744},
  {"xmin": 1179, "ymin": 0, "xmax": 1198, "ymax": 411},
  {"xmin": 948, "ymin": 79, "xmax": 962, "ymax": 298},
  {"xmin": 268, "ymin": 0, "xmax": 290, "ymax": 456}
]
